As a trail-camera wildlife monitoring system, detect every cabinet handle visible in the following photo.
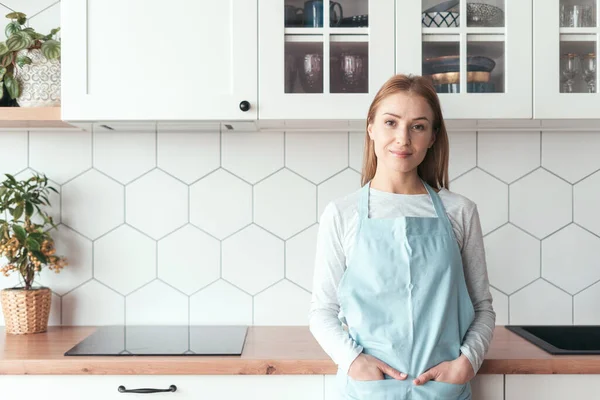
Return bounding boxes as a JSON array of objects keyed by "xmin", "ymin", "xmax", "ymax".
[
  {"xmin": 239, "ymin": 100, "xmax": 251, "ymax": 112},
  {"xmin": 118, "ymin": 384, "xmax": 177, "ymax": 394}
]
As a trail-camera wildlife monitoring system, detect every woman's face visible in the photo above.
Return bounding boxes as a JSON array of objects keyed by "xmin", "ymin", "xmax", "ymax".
[{"xmin": 367, "ymin": 92, "xmax": 436, "ymax": 175}]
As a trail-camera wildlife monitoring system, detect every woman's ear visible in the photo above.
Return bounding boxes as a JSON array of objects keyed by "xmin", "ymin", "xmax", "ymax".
[
  {"xmin": 429, "ymin": 130, "xmax": 437, "ymax": 148},
  {"xmin": 367, "ymin": 120, "xmax": 374, "ymax": 141}
]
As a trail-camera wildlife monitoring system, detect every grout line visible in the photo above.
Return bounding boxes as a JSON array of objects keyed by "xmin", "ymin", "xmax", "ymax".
[
  {"xmin": 26, "ymin": 131, "xmax": 30, "ymax": 168},
  {"xmin": 475, "ymin": 131, "xmax": 479, "ymax": 166},
  {"xmin": 219, "ymin": 126, "xmax": 223, "ymax": 167},
  {"xmin": 219, "ymin": 240, "xmax": 223, "ymax": 278},
  {"xmin": 507, "ymin": 182, "xmax": 510, "ymax": 221},
  {"xmin": 572, "ymin": 184, "xmax": 575, "ymax": 223},
  {"xmin": 28, "ymin": 1, "xmax": 60, "ymax": 20},
  {"xmin": 155, "ymin": 124, "xmax": 158, "ymax": 167},
  {"xmin": 539, "ymin": 131, "xmax": 543, "ymax": 165},
  {"xmin": 572, "ymin": 293, "xmax": 575, "ymax": 324}
]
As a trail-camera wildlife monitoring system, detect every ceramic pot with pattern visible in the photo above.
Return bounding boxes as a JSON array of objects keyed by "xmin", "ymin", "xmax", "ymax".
[{"xmin": 14, "ymin": 48, "xmax": 61, "ymax": 107}]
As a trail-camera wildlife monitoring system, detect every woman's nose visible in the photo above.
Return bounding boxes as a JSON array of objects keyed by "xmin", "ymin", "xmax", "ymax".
[{"xmin": 395, "ymin": 126, "xmax": 411, "ymax": 145}]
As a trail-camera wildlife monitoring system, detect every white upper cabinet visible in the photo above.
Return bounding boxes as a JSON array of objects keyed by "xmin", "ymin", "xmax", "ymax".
[
  {"xmin": 258, "ymin": 0, "xmax": 395, "ymax": 120},
  {"xmin": 397, "ymin": 0, "xmax": 533, "ymax": 119},
  {"xmin": 61, "ymin": 0, "xmax": 257, "ymax": 121},
  {"xmin": 534, "ymin": 0, "xmax": 600, "ymax": 118}
]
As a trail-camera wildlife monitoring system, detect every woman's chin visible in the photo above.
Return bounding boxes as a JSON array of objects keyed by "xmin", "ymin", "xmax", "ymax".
[{"xmin": 381, "ymin": 159, "xmax": 419, "ymax": 174}]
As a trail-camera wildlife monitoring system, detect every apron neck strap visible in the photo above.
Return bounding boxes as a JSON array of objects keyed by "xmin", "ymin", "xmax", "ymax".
[
  {"xmin": 421, "ymin": 179, "xmax": 452, "ymax": 228},
  {"xmin": 358, "ymin": 181, "xmax": 370, "ymax": 219}
]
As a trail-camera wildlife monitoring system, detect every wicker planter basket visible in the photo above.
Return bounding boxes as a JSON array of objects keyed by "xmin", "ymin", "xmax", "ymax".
[{"xmin": 1, "ymin": 287, "xmax": 51, "ymax": 334}]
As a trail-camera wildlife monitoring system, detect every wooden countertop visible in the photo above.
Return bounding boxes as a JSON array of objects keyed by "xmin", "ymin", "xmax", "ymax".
[{"xmin": 1, "ymin": 325, "xmax": 599, "ymax": 375}]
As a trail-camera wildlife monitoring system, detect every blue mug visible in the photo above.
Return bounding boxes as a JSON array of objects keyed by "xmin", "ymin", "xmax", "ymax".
[{"xmin": 304, "ymin": 0, "xmax": 343, "ymax": 27}]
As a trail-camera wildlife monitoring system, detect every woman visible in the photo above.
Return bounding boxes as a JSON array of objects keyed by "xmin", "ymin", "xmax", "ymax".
[{"xmin": 309, "ymin": 74, "xmax": 496, "ymax": 400}]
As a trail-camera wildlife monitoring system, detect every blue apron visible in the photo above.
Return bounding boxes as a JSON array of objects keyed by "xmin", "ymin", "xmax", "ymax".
[{"xmin": 336, "ymin": 179, "xmax": 475, "ymax": 399}]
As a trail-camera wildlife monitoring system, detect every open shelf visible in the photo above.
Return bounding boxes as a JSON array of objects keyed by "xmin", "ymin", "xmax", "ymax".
[{"xmin": 0, "ymin": 107, "xmax": 75, "ymax": 129}]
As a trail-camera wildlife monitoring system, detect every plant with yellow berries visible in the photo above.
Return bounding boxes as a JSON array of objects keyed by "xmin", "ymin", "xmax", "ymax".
[{"xmin": 0, "ymin": 172, "xmax": 67, "ymax": 290}]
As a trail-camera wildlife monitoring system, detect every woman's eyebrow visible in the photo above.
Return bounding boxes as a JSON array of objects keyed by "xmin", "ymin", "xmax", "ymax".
[{"xmin": 383, "ymin": 112, "xmax": 430, "ymax": 122}]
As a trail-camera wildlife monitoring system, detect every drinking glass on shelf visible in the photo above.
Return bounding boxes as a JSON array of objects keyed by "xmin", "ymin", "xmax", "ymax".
[
  {"xmin": 582, "ymin": 53, "xmax": 597, "ymax": 93},
  {"xmin": 560, "ymin": 53, "xmax": 580, "ymax": 93},
  {"xmin": 561, "ymin": 4, "xmax": 596, "ymax": 27}
]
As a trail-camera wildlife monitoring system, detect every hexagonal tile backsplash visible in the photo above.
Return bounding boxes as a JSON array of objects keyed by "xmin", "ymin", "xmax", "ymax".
[
  {"xmin": 2, "ymin": 127, "xmax": 600, "ymax": 328},
  {"xmin": 1, "ymin": 2, "xmax": 600, "ymax": 328}
]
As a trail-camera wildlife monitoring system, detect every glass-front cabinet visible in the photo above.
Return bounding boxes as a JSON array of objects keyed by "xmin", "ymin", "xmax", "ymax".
[
  {"xmin": 259, "ymin": 0, "xmax": 395, "ymax": 119},
  {"xmin": 397, "ymin": 0, "xmax": 533, "ymax": 119},
  {"xmin": 535, "ymin": 0, "xmax": 599, "ymax": 118}
]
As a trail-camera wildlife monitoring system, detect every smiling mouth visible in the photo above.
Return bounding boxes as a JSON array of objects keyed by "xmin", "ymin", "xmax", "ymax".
[{"xmin": 390, "ymin": 150, "xmax": 412, "ymax": 157}]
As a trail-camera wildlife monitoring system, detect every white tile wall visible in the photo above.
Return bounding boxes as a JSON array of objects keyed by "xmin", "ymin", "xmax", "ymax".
[
  {"xmin": 2, "ymin": 127, "xmax": 600, "ymax": 328},
  {"xmin": 2, "ymin": 2, "xmax": 600, "ymax": 329}
]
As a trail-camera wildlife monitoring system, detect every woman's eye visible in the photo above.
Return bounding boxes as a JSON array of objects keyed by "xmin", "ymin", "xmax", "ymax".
[
  {"xmin": 385, "ymin": 120, "xmax": 396, "ymax": 126},
  {"xmin": 412, "ymin": 125, "xmax": 425, "ymax": 130}
]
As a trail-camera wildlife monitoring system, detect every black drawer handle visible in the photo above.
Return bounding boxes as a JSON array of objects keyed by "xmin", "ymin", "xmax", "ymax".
[{"xmin": 118, "ymin": 384, "xmax": 177, "ymax": 394}]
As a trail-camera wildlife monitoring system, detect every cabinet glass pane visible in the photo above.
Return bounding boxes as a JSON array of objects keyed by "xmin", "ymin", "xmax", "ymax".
[
  {"xmin": 284, "ymin": 0, "xmax": 368, "ymax": 28},
  {"xmin": 330, "ymin": 41, "xmax": 368, "ymax": 93},
  {"xmin": 423, "ymin": 39, "xmax": 461, "ymax": 93},
  {"xmin": 422, "ymin": 0, "xmax": 460, "ymax": 28},
  {"xmin": 467, "ymin": 37, "xmax": 504, "ymax": 92},
  {"xmin": 285, "ymin": 41, "xmax": 324, "ymax": 93},
  {"xmin": 560, "ymin": 0, "xmax": 597, "ymax": 27},
  {"xmin": 559, "ymin": 41, "xmax": 596, "ymax": 93},
  {"xmin": 467, "ymin": 0, "xmax": 504, "ymax": 27},
  {"xmin": 284, "ymin": 0, "xmax": 306, "ymax": 27},
  {"xmin": 331, "ymin": 0, "xmax": 369, "ymax": 27}
]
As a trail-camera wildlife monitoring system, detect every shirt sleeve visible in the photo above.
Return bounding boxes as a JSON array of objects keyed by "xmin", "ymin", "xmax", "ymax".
[
  {"xmin": 308, "ymin": 201, "xmax": 363, "ymax": 373},
  {"xmin": 458, "ymin": 203, "xmax": 497, "ymax": 375}
]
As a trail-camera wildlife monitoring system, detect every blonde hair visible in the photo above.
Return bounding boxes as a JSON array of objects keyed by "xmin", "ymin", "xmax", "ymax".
[{"xmin": 361, "ymin": 74, "xmax": 450, "ymax": 190}]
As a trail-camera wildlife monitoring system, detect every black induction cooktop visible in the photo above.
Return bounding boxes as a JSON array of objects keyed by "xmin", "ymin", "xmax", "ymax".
[
  {"xmin": 64, "ymin": 325, "xmax": 248, "ymax": 356},
  {"xmin": 506, "ymin": 325, "xmax": 600, "ymax": 354}
]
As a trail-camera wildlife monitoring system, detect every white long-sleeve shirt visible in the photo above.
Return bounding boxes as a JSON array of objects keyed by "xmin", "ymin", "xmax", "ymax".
[{"xmin": 308, "ymin": 186, "xmax": 496, "ymax": 376}]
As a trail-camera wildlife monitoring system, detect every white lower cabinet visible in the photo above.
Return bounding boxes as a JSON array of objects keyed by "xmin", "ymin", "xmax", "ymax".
[
  {"xmin": 0, "ymin": 375, "xmax": 323, "ymax": 400},
  {"xmin": 470, "ymin": 375, "xmax": 504, "ymax": 400},
  {"xmin": 323, "ymin": 374, "xmax": 504, "ymax": 400},
  {"xmin": 506, "ymin": 375, "xmax": 600, "ymax": 400}
]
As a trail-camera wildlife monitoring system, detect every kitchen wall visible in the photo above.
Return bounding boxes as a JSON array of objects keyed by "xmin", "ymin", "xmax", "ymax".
[
  {"xmin": 2, "ymin": 128, "xmax": 600, "ymax": 328},
  {"xmin": 2, "ymin": 1, "xmax": 600, "ymax": 329}
]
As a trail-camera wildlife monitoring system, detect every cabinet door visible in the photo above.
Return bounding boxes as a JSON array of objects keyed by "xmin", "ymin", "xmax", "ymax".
[
  {"xmin": 259, "ymin": 0, "xmax": 395, "ymax": 119},
  {"xmin": 506, "ymin": 375, "xmax": 600, "ymax": 399},
  {"xmin": 470, "ymin": 374, "xmax": 504, "ymax": 400},
  {"xmin": 0, "ymin": 375, "xmax": 324, "ymax": 400},
  {"xmin": 61, "ymin": 0, "xmax": 257, "ymax": 121},
  {"xmin": 397, "ymin": 0, "xmax": 532, "ymax": 119},
  {"xmin": 534, "ymin": 0, "xmax": 600, "ymax": 118}
]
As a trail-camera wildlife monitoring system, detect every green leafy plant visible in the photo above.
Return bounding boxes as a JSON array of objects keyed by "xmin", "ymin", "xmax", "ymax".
[
  {"xmin": 0, "ymin": 12, "xmax": 61, "ymax": 100},
  {"xmin": 0, "ymin": 173, "xmax": 68, "ymax": 290}
]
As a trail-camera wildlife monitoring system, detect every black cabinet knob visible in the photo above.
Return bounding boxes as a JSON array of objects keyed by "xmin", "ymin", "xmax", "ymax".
[{"xmin": 239, "ymin": 100, "xmax": 250, "ymax": 112}]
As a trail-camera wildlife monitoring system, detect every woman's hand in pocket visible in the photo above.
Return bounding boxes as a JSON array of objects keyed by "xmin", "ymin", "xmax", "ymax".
[
  {"xmin": 348, "ymin": 353, "xmax": 408, "ymax": 381},
  {"xmin": 413, "ymin": 354, "xmax": 475, "ymax": 386}
]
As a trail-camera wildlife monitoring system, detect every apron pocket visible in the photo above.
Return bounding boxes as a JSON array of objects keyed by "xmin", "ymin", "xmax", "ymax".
[
  {"xmin": 346, "ymin": 376, "xmax": 408, "ymax": 400},
  {"xmin": 416, "ymin": 380, "xmax": 467, "ymax": 399}
]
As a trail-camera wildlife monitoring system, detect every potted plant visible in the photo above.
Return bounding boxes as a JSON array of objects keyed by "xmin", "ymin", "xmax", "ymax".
[
  {"xmin": 0, "ymin": 173, "xmax": 68, "ymax": 334},
  {"xmin": 0, "ymin": 11, "xmax": 61, "ymax": 107}
]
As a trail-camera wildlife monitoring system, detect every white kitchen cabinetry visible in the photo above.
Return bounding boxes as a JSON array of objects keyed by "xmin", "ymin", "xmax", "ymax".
[
  {"xmin": 61, "ymin": 0, "xmax": 257, "ymax": 121},
  {"xmin": 470, "ymin": 374, "xmax": 504, "ymax": 400},
  {"xmin": 534, "ymin": 0, "xmax": 600, "ymax": 118},
  {"xmin": 259, "ymin": 0, "xmax": 395, "ymax": 119},
  {"xmin": 0, "ymin": 375, "xmax": 323, "ymax": 400},
  {"xmin": 506, "ymin": 375, "xmax": 600, "ymax": 399},
  {"xmin": 397, "ymin": 0, "xmax": 533, "ymax": 119},
  {"xmin": 323, "ymin": 374, "xmax": 505, "ymax": 399}
]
